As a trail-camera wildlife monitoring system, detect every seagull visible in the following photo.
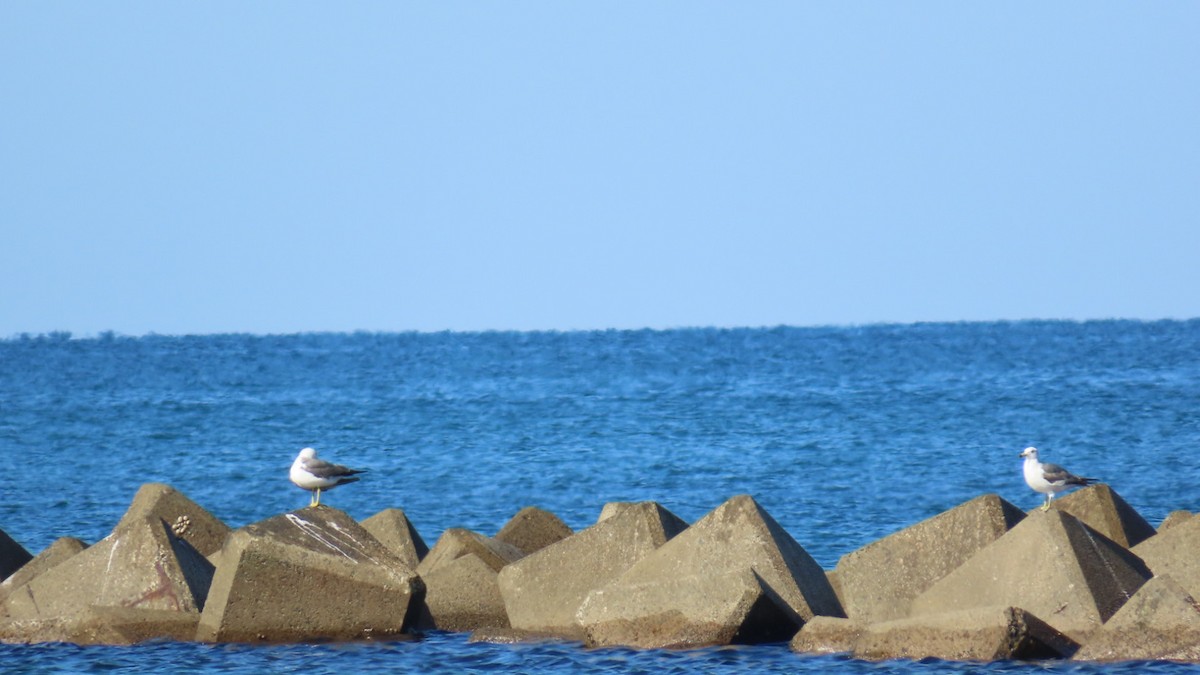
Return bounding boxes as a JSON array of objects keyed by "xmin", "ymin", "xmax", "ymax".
[
  {"xmin": 1019, "ymin": 446, "xmax": 1096, "ymax": 511},
  {"xmin": 289, "ymin": 447, "xmax": 366, "ymax": 507}
]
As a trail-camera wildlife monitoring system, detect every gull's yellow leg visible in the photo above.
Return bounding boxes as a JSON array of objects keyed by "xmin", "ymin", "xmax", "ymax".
[{"xmin": 314, "ymin": 488, "xmax": 322, "ymax": 507}]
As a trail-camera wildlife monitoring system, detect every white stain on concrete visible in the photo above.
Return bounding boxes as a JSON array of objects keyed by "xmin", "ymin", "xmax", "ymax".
[{"xmin": 285, "ymin": 513, "xmax": 381, "ymax": 565}]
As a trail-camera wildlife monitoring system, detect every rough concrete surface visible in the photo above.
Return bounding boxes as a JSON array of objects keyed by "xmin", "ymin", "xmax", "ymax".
[
  {"xmin": 494, "ymin": 506, "xmax": 573, "ymax": 555},
  {"xmin": 116, "ymin": 483, "xmax": 231, "ymax": 558},
  {"xmin": 417, "ymin": 528, "xmax": 523, "ymax": 578},
  {"xmin": 576, "ymin": 495, "xmax": 841, "ymax": 648},
  {"xmin": 414, "ymin": 528, "xmax": 523, "ymax": 632},
  {"xmin": 1159, "ymin": 511, "xmax": 1195, "ymax": 532},
  {"xmin": 581, "ymin": 568, "xmax": 799, "ymax": 648},
  {"xmin": 360, "ymin": 507, "xmax": 428, "ymax": 571},
  {"xmin": 1134, "ymin": 515, "xmax": 1200, "ymax": 600},
  {"xmin": 498, "ymin": 501, "xmax": 687, "ymax": 640},
  {"xmin": 910, "ymin": 510, "xmax": 1151, "ymax": 642},
  {"xmin": 834, "ymin": 493, "xmax": 1025, "ymax": 623},
  {"xmin": 197, "ymin": 506, "xmax": 420, "ymax": 643},
  {"xmin": 1074, "ymin": 575, "xmax": 1200, "ymax": 661},
  {"xmin": 789, "ymin": 616, "xmax": 867, "ymax": 655},
  {"xmin": 854, "ymin": 606, "xmax": 1079, "ymax": 661},
  {"xmin": 2, "ymin": 516, "xmax": 212, "ymax": 622},
  {"xmin": 1047, "ymin": 484, "xmax": 1157, "ymax": 549},
  {"xmin": 0, "ymin": 537, "xmax": 88, "ymax": 610}
]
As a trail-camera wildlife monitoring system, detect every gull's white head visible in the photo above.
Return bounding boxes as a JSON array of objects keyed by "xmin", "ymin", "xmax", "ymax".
[
  {"xmin": 298, "ymin": 447, "xmax": 317, "ymax": 460},
  {"xmin": 1019, "ymin": 446, "xmax": 1039, "ymax": 460}
]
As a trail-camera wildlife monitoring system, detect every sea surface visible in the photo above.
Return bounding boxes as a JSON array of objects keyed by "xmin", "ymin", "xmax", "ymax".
[{"xmin": 2, "ymin": 320, "xmax": 1199, "ymax": 673}]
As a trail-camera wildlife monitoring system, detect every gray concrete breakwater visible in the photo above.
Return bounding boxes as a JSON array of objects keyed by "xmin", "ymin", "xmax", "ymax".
[{"xmin": 2, "ymin": 482, "xmax": 1199, "ymax": 662}]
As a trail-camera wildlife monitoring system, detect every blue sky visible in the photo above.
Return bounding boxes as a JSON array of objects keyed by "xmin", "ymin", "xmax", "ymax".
[{"xmin": 3, "ymin": 3, "xmax": 1198, "ymax": 336}]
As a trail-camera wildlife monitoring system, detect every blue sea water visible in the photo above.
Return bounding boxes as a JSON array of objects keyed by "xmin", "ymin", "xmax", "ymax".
[{"xmin": 2, "ymin": 320, "xmax": 1199, "ymax": 673}]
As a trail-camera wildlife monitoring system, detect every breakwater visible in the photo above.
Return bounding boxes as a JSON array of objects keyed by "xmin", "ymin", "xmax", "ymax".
[{"xmin": 2, "ymin": 482, "xmax": 1198, "ymax": 662}]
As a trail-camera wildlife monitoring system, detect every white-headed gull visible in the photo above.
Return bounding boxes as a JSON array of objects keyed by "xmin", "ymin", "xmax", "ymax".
[
  {"xmin": 289, "ymin": 447, "xmax": 365, "ymax": 507},
  {"xmin": 1020, "ymin": 446, "xmax": 1096, "ymax": 511}
]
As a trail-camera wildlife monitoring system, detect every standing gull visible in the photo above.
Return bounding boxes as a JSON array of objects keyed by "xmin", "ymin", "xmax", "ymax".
[
  {"xmin": 289, "ymin": 447, "xmax": 366, "ymax": 507},
  {"xmin": 1019, "ymin": 446, "xmax": 1096, "ymax": 511}
]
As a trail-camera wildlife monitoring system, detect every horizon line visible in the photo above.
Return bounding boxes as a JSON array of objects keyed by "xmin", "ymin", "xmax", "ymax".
[{"xmin": 4, "ymin": 316, "xmax": 1198, "ymax": 342}]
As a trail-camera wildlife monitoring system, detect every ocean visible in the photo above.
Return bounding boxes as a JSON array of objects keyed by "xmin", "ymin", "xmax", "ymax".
[{"xmin": 2, "ymin": 320, "xmax": 1198, "ymax": 673}]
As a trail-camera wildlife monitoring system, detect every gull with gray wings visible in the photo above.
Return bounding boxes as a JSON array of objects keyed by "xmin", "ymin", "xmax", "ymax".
[
  {"xmin": 1019, "ymin": 446, "xmax": 1096, "ymax": 511},
  {"xmin": 289, "ymin": 447, "xmax": 366, "ymax": 507}
]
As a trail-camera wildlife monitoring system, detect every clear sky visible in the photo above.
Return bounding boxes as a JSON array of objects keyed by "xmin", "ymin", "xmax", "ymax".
[{"xmin": 2, "ymin": 3, "xmax": 1198, "ymax": 336}]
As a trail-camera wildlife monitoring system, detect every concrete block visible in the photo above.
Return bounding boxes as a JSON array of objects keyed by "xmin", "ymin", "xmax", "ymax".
[
  {"xmin": 581, "ymin": 568, "xmax": 799, "ymax": 648},
  {"xmin": 196, "ymin": 506, "xmax": 421, "ymax": 643},
  {"xmin": 0, "ymin": 607, "xmax": 200, "ymax": 645},
  {"xmin": 911, "ymin": 510, "xmax": 1151, "ymax": 642},
  {"xmin": 834, "ymin": 494, "xmax": 1024, "ymax": 622},
  {"xmin": 1047, "ymin": 484, "xmax": 1156, "ymax": 548},
  {"xmin": 417, "ymin": 528, "xmax": 523, "ymax": 577},
  {"xmin": 1134, "ymin": 515, "xmax": 1200, "ymax": 600},
  {"xmin": 495, "ymin": 506, "xmax": 573, "ymax": 555},
  {"xmin": 597, "ymin": 502, "xmax": 638, "ymax": 523},
  {"xmin": 825, "ymin": 569, "xmax": 843, "ymax": 609},
  {"xmin": 576, "ymin": 495, "xmax": 841, "ymax": 648},
  {"xmin": 1159, "ymin": 511, "xmax": 1194, "ymax": 532},
  {"xmin": 414, "ymin": 528, "xmax": 522, "ymax": 632},
  {"xmin": 498, "ymin": 501, "xmax": 687, "ymax": 640},
  {"xmin": 1075, "ymin": 575, "xmax": 1200, "ymax": 661},
  {"xmin": 0, "ymin": 518, "xmax": 209, "ymax": 645},
  {"xmin": 115, "ymin": 483, "xmax": 231, "ymax": 557},
  {"xmin": 418, "ymin": 553, "xmax": 510, "ymax": 632},
  {"xmin": 0, "ymin": 537, "xmax": 88, "ymax": 610},
  {"xmin": 854, "ymin": 606, "xmax": 1078, "ymax": 661},
  {"xmin": 789, "ymin": 616, "xmax": 866, "ymax": 655},
  {"xmin": 1, "ymin": 516, "xmax": 213, "ymax": 625},
  {"xmin": 82, "ymin": 606, "xmax": 203, "ymax": 644},
  {"xmin": 361, "ymin": 508, "xmax": 428, "ymax": 571}
]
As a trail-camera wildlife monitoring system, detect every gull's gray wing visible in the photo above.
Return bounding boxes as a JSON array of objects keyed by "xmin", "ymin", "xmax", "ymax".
[
  {"xmin": 303, "ymin": 457, "xmax": 366, "ymax": 479},
  {"xmin": 1042, "ymin": 462, "xmax": 1093, "ymax": 486},
  {"xmin": 1040, "ymin": 462, "xmax": 1072, "ymax": 483}
]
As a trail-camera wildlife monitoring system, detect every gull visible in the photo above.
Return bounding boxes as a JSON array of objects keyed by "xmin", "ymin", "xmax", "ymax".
[
  {"xmin": 1019, "ymin": 446, "xmax": 1096, "ymax": 511},
  {"xmin": 289, "ymin": 447, "xmax": 366, "ymax": 507}
]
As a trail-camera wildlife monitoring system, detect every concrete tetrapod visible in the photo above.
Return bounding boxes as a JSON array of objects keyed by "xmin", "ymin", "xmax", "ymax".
[
  {"xmin": 1133, "ymin": 514, "xmax": 1200, "ymax": 601},
  {"xmin": 833, "ymin": 494, "xmax": 1025, "ymax": 623},
  {"xmin": 418, "ymin": 528, "xmax": 524, "ymax": 578},
  {"xmin": 494, "ymin": 506, "xmax": 574, "ymax": 556},
  {"xmin": 853, "ymin": 606, "xmax": 1079, "ymax": 661},
  {"xmin": 0, "ymin": 516, "xmax": 213, "ymax": 645},
  {"xmin": 1045, "ymin": 484, "xmax": 1157, "ymax": 549},
  {"xmin": 115, "ymin": 483, "xmax": 232, "ymax": 558},
  {"xmin": 579, "ymin": 495, "xmax": 843, "ymax": 648},
  {"xmin": 498, "ymin": 501, "xmax": 687, "ymax": 640},
  {"xmin": 197, "ymin": 506, "xmax": 421, "ymax": 643},
  {"xmin": 581, "ymin": 568, "xmax": 800, "ymax": 648},
  {"xmin": 910, "ymin": 510, "xmax": 1151, "ymax": 643},
  {"xmin": 414, "ymin": 528, "xmax": 525, "ymax": 632},
  {"xmin": 360, "ymin": 508, "xmax": 429, "ymax": 571},
  {"xmin": 0, "ymin": 537, "xmax": 88, "ymax": 610},
  {"xmin": 789, "ymin": 616, "xmax": 866, "ymax": 655},
  {"xmin": 1159, "ymin": 511, "xmax": 1194, "ymax": 532},
  {"xmin": 1074, "ymin": 575, "xmax": 1200, "ymax": 661}
]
